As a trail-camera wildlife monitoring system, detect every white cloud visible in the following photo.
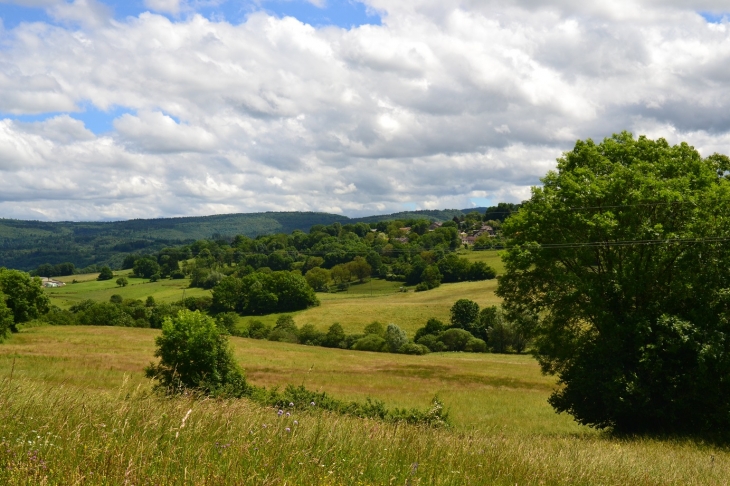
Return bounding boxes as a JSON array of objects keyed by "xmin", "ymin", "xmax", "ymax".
[
  {"xmin": 144, "ymin": 0, "xmax": 182, "ymax": 15},
  {"xmin": 0, "ymin": 1, "xmax": 729, "ymax": 220}
]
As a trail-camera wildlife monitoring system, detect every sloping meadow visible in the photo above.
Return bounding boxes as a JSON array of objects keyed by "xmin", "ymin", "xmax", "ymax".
[{"xmin": 0, "ymin": 326, "xmax": 728, "ymax": 484}]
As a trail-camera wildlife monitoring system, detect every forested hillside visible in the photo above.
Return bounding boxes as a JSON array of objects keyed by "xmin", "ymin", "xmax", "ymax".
[{"xmin": 0, "ymin": 207, "xmax": 498, "ymax": 271}]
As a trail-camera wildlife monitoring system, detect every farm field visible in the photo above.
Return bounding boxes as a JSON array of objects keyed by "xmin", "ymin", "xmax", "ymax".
[{"xmin": 45, "ymin": 271, "xmax": 210, "ymax": 309}]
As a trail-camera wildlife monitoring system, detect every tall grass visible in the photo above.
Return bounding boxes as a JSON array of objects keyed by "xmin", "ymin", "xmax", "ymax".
[{"xmin": 1, "ymin": 376, "xmax": 727, "ymax": 485}]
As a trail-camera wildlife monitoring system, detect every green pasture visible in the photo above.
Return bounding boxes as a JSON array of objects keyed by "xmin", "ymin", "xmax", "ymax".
[
  {"xmin": 45, "ymin": 271, "xmax": 210, "ymax": 309},
  {"xmin": 240, "ymin": 279, "xmax": 502, "ymax": 335}
]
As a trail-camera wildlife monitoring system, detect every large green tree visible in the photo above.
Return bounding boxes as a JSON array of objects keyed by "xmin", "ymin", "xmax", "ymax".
[
  {"xmin": 0, "ymin": 268, "xmax": 50, "ymax": 333},
  {"xmin": 497, "ymin": 132, "xmax": 730, "ymax": 435}
]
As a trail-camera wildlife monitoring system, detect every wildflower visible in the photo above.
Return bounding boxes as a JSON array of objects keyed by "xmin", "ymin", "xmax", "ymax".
[
  {"xmin": 285, "ymin": 427, "xmax": 291, "ymax": 433},
  {"xmin": 277, "ymin": 409, "xmax": 283, "ymax": 416},
  {"xmin": 310, "ymin": 401, "xmax": 316, "ymax": 406},
  {"xmin": 289, "ymin": 402, "xmax": 294, "ymax": 407},
  {"xmin": 286, "ymin": 412, "xmax": 290, "ymax": 417},
  {"xmin": 293, "ymin": 420, "xmax": 298, "ymax": 425}
]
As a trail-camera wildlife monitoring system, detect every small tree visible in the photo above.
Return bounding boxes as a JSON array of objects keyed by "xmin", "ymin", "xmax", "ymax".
[
  {"xmin": 116, "ymin": 277, "xmax": 128, "ymax": 287},
  {"xmin": 450, "ymin": 299, "xmax": 480, "ymax": 329},
  {"xmin": 0, "ymin": 269, "xmax": 49, "ymax": 333},
  {"xmin": 145, "ymin": 310, "xmax": 247, "ymax": 397},
  {"xmin": 385, "ymin": 323, "xmax": 408, "ymax": 353},
  {"xmin": 305, "ymin": 267, "xmax": 330, "ymax": 291},
  {"xmin": 97, "ymin": 266, "xmax": 114, "ymax": 281}
]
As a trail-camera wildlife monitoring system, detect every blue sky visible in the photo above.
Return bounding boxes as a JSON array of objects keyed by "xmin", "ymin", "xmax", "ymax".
[
  {"xmin": 0, "ymin": 0, "xmax": 381, "ymax": 30},
  {"xmin": 1, "ymin": 0, "xmax": 730, "ymax": 220}
]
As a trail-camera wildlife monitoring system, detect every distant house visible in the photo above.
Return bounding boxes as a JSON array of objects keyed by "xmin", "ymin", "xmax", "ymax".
[
  {"xmin": 474, "ymin": 224, "xmax": 495, "ymax": 237},
  {"xmin": 461, "ymin": 235, "xmax": 478, "ymax": 246},
  {"xmin": 428, "ymin": 222, "xmax": 443, "ymax": 231},
  {"xmin": 41, "ymin": 278, "xmax": 66, "ymax": 288}
]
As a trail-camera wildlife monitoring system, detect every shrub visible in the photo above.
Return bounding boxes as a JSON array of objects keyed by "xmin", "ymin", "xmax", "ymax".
[
  {"xmin": 465, "ymin": 337, "xmax": 487, "ymax": 353},
  {"xmin": 42, "ymin": 305, "xmax": 75, "ymax": 326},
  {"xmin": 322, "ymin": 323, "xmax": 347, "ymax": 348},
  {"xmin": 149, "ymin": 274, "xmax": 161, "ymax": 283},
  {"xmin": 268, "ymin": 315, "xmax": 299, "ymax": 343},
  {"xmin": 416, "ymin": 334, "xmax": 446, "ymax": 352},
  {"xmin": 363, "ymin": 321, "xmax": 386, "ymax": 337},
  {"xmin": 437, "ymin": 328, "xmax": 475, "ymax": 351},
  {"xmin": 145, "ymin": 310, "xmax": 248, "ymax": 397},
  {"xmin": 109, "ymin": 294, "xmax": 123, "ymax": 304},
  {"xmin": 97, "ymin": 266, "xmax": 114, "ymax": 281},
  {"xmin": 215, "ymin": 312, "xmax": 239, "ymax": 335},
  {"xmin": 116, "ymin": 277, "xmax": 128, "ymax": 287},
  {"xmin": 414, "ymin": 318, "xmax": 445, "ymax": 341},
  {"xmin": 385, "ymin": 323, "xmax": 408, "ymax": 353},
  {"xmin": 298, "ymin": 324, "xmax": 325, "ymax": 345},
  {"xmin": 352, "ymin": 334, "xmax": 386, "ymax": 352},
  {"xmin": 399, "ymin": 342, "xmax": 430, "ymax": 355},
  {"xmin": 415, "ymin": 282, "xmax": 429, "ymax": 292},
  {"xmin": 170, "ymin": 270, "xmax": 186, "ymax": 279},
  {"xmin": 247, "ymin": 320, "xmax": 271, "ymax": 339}
]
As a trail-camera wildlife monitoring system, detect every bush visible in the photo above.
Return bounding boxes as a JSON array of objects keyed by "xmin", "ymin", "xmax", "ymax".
[
  {"xmin": 414, "ymin": 318, "xmax": 445, "ymax": 341},
  {"xmin": 215, "ymin": 312, "xmax": 239, "ymax": 335},
  {"xmin": 416, "ymin": 334, "xmax": 446, "ymax": 352},
  {"xmin": 363, "ymin": 321, "xmax": 386, "ymax": 337},
  {"xmin": 385, "ymin": 323, "xmax": 409, "ymax": 353},
  {"xmin": 298, "ymin": 324, "xmax": 325, "ymax": 346},
  {"xmin": 116, "ymin": 277, "xmax": 128, "ymax": 287},
  {"xmin": 322, "ymin": 323, "xmax": 347, "ymax": 348},
  {"xmin": 268, "ymin": 315, "xmax": 300, "ymax": 343},
  {"xmin": 42, "ymin": 305, "xmax": 75, "ymax": 326},
  {"xmin": 170, "ymin": 270, "xmax": 186, "ymax": 279},
  {"xmin": 352, "ymin": 334, "xmax": 386, "ymax": 352},
  {"xmin": 247, "ymin": 320, "xmax": 271, "ymax": 339},
  {"xmin": 415, "ymin": 282, "xmax": 429, "ymax": 292},
  {"xmin": 437, "ymin": 328, "xmax": 475, "ymax": 351},
  {"xmin": 109, "ymin": 294, "xmax": 123, "ymax": 304},
  {"xmin": 145, "ymin": 310, "xmax": 248, "ymax": 397},
  {"xmin": 97, "ymin": 266, "xmax": 114, "ymax": 281},
  {"xmin": 465, "ymin": 337, "xmax": 487, "ymax": 353},
  {"xmin": 399, "ymin": 342, "xmax": 430, "ymax": 355},
  {"xmin": 149, "ymin": 274, "xmax": 161, "ymax": 283}
]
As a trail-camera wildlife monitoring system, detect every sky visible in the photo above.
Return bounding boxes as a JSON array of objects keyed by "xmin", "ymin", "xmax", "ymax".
[{"xmin": 0, "ymin": 1, "xmax": 729, "ymax": 221}]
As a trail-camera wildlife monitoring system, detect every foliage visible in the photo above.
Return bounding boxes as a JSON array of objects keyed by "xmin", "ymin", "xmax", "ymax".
[
  {"xmin": 145, "ymin": 310, "xmax": 248, "ymax": 397},
  {"xmin": 384, "ymin": 323, "xmax": 409, "ymax": 353},
  {"xmin": 116, "ymin": 277, "xmax": 128, "ymax": 287},
  {"xmin": 0, "ymin": 293, "xmax": 12, "ymax": 341},
  {"xmin": 304, "ymin": 266, "xmax": 330, "ymax": 291},
  {"xmin": 133, "ymin": 258, "xmax": 160, "ymax": 279},
  {"xmin": 212, "ymin": 271, "xmax": 319, "ymax": 316},
  {"xmin": 0, "ymin": 268, "xmax": 49, "ymax": 333},
  {"xmin": 352, "ymin": 334, "xmax": 386, "ymax": 352},
  {"xmin": 450, "ymin": 299, "xmax": 480, "ymax": 330},
  {"xmin": 97, "ymin": 266, "xmax": 114, "ymax": 281},
  {"xmin": 497, "ymin": 132, "xmax": 730, "ymax": 435},
  {"xmin": 437, "ymin": 328, "xmax": 475, "ymax": 352}
]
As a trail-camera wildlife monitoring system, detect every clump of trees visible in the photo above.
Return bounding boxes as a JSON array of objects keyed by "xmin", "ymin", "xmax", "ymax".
[
  {"xmin": 498, "ymin": 132, "xmax": 730, "ymax": 436},
  {"xmin": 212, "ymin": 271, "xmax": 319, "ymax": 315}
]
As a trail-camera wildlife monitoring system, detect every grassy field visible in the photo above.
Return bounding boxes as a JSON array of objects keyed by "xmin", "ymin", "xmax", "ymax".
[
  {"xmin": 3, "ymin": 251, "xmax": 725, "ymax": 484},
  {"xmin": 1, "ymin": 326, "xmax": 728, "ymax": 485},
  {"xmin": 45, "ymin": 271, "xmax": 210, "ymax": 309}
]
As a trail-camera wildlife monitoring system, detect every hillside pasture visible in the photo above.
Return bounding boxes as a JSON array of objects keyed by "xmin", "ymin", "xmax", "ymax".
[
  {"xmin": 45, "ymin": 272, "xmax": 210, "ymax": 309},
  {"xmin": 1, "ymin": 325, "xmax": 728, "ymax": 485}
]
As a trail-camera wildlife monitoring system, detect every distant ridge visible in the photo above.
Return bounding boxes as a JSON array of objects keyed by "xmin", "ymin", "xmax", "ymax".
[{"xmin": 0, "ymin": 207, "xmax": 489, "ymax": 271}]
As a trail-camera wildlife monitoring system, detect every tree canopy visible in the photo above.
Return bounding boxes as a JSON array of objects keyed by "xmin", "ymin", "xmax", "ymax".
[
  {"xmin": 0, "ymin": 268, "xmax": 50, "ymax": 333},
  {"xmin": 497, "ymin": 132, "xmax": 730, "ymax": 435}
]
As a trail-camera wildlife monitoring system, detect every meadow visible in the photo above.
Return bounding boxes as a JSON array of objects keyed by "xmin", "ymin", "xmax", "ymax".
[{"xmin": 2, "ymin": 250, "xmax": 728, "ymax": 484}]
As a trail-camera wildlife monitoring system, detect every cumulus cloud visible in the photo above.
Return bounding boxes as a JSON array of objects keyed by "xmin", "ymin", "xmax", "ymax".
[
  {"xmin": 144, "ymin": 0, "xmax": 182, "ymax": 15},
  {"xmin": 0, "ymin": 0, "xmax": 729, "ymax": 220}
]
